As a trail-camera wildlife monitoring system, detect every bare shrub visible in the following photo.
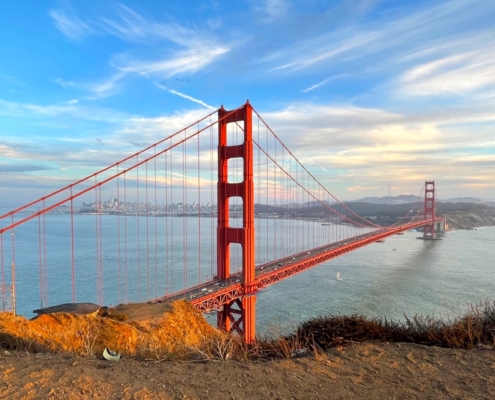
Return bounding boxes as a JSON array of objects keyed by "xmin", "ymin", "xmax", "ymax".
[
  {"xmin": 77, "ymin": 321, "xmax": 101, "ymax": 358},
  {"xmin": 292, "ymin": 300, "xmax": 495, "ymax": 351}
]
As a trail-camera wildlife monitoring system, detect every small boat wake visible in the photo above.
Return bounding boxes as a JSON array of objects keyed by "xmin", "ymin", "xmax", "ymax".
[{"xmin": 336, "ymin": 271, "xmax": 343, "ymax": 281}]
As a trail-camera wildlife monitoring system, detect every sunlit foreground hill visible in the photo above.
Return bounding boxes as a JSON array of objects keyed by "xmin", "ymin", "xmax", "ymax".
[
  {"xmin": 0, "ymin": 300, "xmax": 223, "ymax": 359},
  {"xmin": 1, "ymin": 300, "xmax": 495, "ymax": 362}
]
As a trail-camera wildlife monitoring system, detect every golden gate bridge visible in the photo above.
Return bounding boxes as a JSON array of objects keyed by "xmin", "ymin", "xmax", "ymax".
[{"xmin": 0, "ymin": 101, "xmax": 441, "ymax": 342}]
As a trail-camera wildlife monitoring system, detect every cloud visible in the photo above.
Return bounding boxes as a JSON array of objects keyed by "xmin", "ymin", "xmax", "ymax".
[
  {"xmin": 49, "ymin": 9, "xmax": 95, "ymax": 41},
  {"xmin": 154, "ymin": 84, "xmax": 217, "ymax": 110},
  {"xmin": 113, "ymin": 108, "xmax": 217, "ymax": 147},
  {"xmin": 54, "ymin": 73, "xmax": 127, "ymax": 99},
  {"xmin": 261, "ymin": 0, "xmax": 495, "ymax": 84},
  {"xmin": 0, "ymin": 164, "xmax": 49, "ymax": 173},
  {"xmin": 103, "ymin": 6, "xmax": 230, "ymax": 78},
  {"xmin": 347, "ymin": 185, "xmax": 382, "ymax": 193},
  {"xmin": 399, "ymin": 45, "xmax": 495, "ymax": 96},
  {"xmin": 302, "ymin": 74, "xmax": 347, "ymax": 93},
  {"xmin": 167, "ymin": 89, "xmax": 216, "ymax": 110},
  {"xmin": 255, "ymin": 101, "xmax": 495, "ymax": 198},
  {"xmin": 50, "ymin": 5, "xmax": 230, "ymax": 96},
  {"xmin": 0, "ymin": 98, "xmax": 128, "ymax": 123},
  {"xmin": 268, "ymin": 31, "xmax": 379, "ymax": 72},
  {"xmin": 112, "ymin": 46, "xmax": 229, "ymax": 78}
]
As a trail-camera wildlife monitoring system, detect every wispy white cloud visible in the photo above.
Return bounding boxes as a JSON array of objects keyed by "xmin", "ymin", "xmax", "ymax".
[
  {"xmin": 0, "ymin": 97, "xmax": 216, "ymax": 169},
  {"xmin": 268, "ymin": 32, "xmax": 379, "ymax": 72},
  {"xmin": 103, "ymin": 6, "xmax": 230, "ymax": 78},
  {"xmin": 112, "ymin": 46, "xmax": 229, "ymax": 78},
  {"xmin": 0, "ymin": 99, "xmax": 128, "ymax": 123},
  {"xmin": 0, "ymin": 163, "xmax": 49, "ymax": 173},
  {"xmin": 302, "ymin": 74, "xmax": 347, "ymax": 93},
  {"xmin": 263, "ymin": 0, "xmax": 495, "ymax": 83},
  {"xmin": 399, "ymin": 44, "xmax": 495, "ymax": 96},
  {"xmin": 54, "ymin": 72, "xmax": 127, "ymax": 99},
  {"xmin": 50, "ymin": 5, "xmax": 230, "ymax": 96},
  {"xmin": 49, "ymin": 9, "xmax": 95, "ymax": 41},
  {"xmin": 154, "ymin": 84, "xmax": 216, "ymax": 110},
  {"xmin": 167, "ymin": 89, "xmax": 216, "ymax": 110}
]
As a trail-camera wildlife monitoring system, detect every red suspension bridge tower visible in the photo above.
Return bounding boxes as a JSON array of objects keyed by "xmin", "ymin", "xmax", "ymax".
[
  {"xmin": 217, "ymin": 102, "xmax": 256, "ymax": 343},
  {"xmin": 423, "ymin": 181, "xmax": 436, "ymax": 239}
]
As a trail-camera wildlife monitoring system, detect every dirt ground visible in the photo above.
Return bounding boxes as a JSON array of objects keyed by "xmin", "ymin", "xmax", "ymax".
[{"xmin": 1, "ymin": 341, "xmax": 495, "ymax": 400}]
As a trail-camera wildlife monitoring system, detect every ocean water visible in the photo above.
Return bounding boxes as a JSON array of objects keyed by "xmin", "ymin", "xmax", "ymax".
[
  {"xmin": 1, "ymin": 206, "xmax": 494, "ymax": 336},
  {"xmin": 255, "ymin": 226, "xmax": 495, "ymax": 335}
]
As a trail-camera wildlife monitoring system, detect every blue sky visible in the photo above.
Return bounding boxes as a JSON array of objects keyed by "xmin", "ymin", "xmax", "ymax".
[{"xmin": 1, "ymin": 0, "xmax": 494, "ymax": 205}]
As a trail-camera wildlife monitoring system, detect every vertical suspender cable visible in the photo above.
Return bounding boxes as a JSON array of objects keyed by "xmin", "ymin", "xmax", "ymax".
[
  {"xmin": 257, "ymin": 117, "xmax": 260, "ymax": 265},
  {"xmin": 164, "ymin": 151, "xmax": 169, "ymax": 295},
  {"xmin": 169, "ymin": 145, "xmax": 177, "ymax": 293},
  {"xmin": 0, "ymin": 234, "xmax": 4, "ymax": 310},
  {"xmin": 117, "ymin": 164, "xmax": 122, "ymax": 303},
  {"xmin": 183, "ymin": 137, "xmax": 187, "ymax": 289},
  {"xmin": 43, "ymin": 203, "xmax": 48, "ymax": 306},
  {"xmin": 210, "ymin": 117, "xmax": 214, "ymax": 280},
  {"xmin": 70, "ymin": 187, "xmax": 76, "ymax": 302},
  {"xmin": 10, "ymin": 215, "xmax": 16, "ymax": 314},
  {"xmin": 265, "ymin": 124, "xmax": 268, "ymax": 263},
  {"xmin": 146, "ymin": 162, "xmax": 150, "ymax": 300},
  {"xmin": 274, "ymin": 133, "xmax": 277, "ymax": 259},
  {"xmin": 37, "ymin": 216, "xmax": 43, "ymax": 307},
  {"xmin": 94, "ymin": 178, "xmax": 99, "ymax": 304},
  {"xmin": 197, "ymin": 125, "xmax": 201, "ymax": 284},
  {"xmin": 98, "ymin": 185, "xmax": 104, "ymax": 305},
  {"xmin": 124, "ymin": 172, "xmax": 128, "ymax": 302},
  {"xmin": 136, "ymin": 156, "xmax": 141, "ymax": 301},
  {"xmin": 154, "ymin": 147, "xmax": 158, "ymax": 299}
]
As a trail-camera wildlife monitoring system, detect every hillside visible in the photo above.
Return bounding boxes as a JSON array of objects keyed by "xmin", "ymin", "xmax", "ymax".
[
  {"xmin": 346, "ymin": 201, "xmax": 495, "ymax": 230},
  {"xmin": 256, "ymin": 200, "xmax": 495, "ymax": 230}
]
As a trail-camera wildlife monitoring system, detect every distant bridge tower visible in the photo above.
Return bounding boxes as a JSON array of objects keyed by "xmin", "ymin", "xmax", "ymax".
[
  {"xmin": 217, "ymin": 102, "xmax": 256, "ymax": 343},
  {"xmin": 423, "ymin": 181, "xmax": 436, "ymax": 239}
]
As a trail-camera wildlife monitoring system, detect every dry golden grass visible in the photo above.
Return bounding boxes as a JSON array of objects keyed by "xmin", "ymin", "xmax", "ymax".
[
  {"xmin": 0, "ymin": 300, "xmax": 221, "ymax": 359},
  {"xmin": 293, "ymin": 300, "xmax": 495, "ymax": 350}
]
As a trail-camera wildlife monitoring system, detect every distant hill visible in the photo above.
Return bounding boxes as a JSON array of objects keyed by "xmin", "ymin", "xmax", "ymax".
[
  {"xmin": 444, "ymin": 197, "xmax": 483, "ymax": 203},
  {"xmin": 442, "ymin": 197, "xmax": 495, "ymax": 207},
  {"xmin": 352, "ymin": 195, "xmax": 420, "ymax": 204},
  {"xmin": 353, "ymin": 195, "xmax": 495, "ymax": 208}
]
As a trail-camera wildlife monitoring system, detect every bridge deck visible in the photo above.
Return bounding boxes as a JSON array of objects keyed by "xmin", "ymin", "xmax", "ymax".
[{"xmin": 150, "ymin": 218, "xmax": 441, "ymax": 313}]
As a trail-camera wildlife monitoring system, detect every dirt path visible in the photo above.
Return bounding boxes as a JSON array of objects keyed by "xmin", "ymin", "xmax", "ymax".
[{"xmin": 1, "ymin": 341, "xmax": 494, "ymax": 399}]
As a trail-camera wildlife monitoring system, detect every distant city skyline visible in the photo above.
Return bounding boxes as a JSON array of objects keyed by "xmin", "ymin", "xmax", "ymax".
[{"xmin": 1, "ymin": 0, "xmax": 494, "ymax": 206}]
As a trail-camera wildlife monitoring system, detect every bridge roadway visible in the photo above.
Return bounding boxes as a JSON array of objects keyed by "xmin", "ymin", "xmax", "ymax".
[{"xmin": 150, "ymin": 218, "xmax": 441, "ymax": 313}]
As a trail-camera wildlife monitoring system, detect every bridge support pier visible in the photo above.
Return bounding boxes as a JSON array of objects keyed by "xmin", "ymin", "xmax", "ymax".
[
  {"xmin": 423, "ymin": 181, "xmax": 436, "ymax": 239},
  {"xmin": 217, "ymin": 296, "xmax": 255, "ymax": 338},
  {"xmin": 217, "ymin": 102, "xmax": 256, "ymax": 343}
]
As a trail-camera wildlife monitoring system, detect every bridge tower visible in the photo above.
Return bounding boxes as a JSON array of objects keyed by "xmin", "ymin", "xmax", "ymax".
[
  {"xmin": 217, "ymin": 102, "xmax": 256, "ymax": 343},
  {"xmin": 423, "ymin": 181, "xmax": 436, "ymax": 239}
]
